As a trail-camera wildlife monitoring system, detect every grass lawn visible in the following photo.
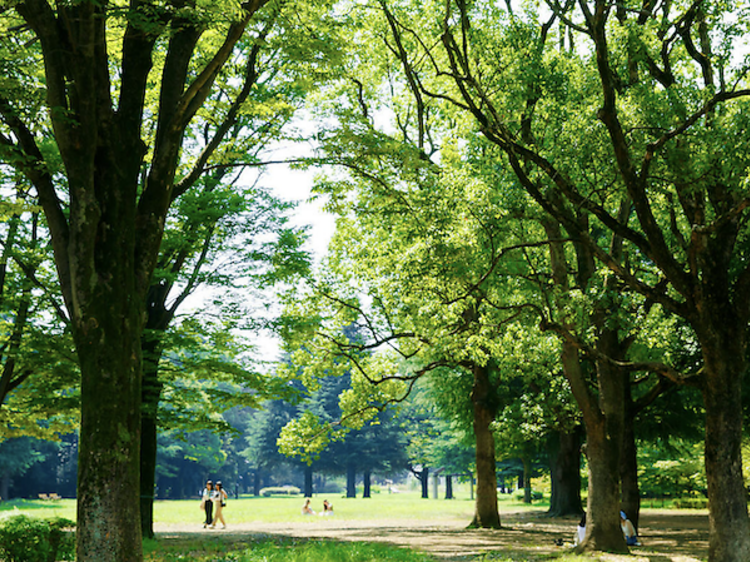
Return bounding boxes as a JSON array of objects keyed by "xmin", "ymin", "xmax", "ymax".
[
  {"xmin": 0, "ymin": 489, "xmax": 542, "ymax": 525},
  {"xmin": 0, "ymin": 493, "xmax": 707, "ymax": 561}
]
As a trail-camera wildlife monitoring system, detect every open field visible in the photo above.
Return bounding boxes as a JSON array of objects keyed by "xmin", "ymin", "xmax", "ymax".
[{"xmin": 1, "ymin": 493, "xmax": 709, "ymax": 561}]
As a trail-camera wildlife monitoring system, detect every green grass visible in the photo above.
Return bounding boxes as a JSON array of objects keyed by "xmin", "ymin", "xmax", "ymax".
[
  {"xmin": 143, "ymin": 537, "xmax": 437, "ymax": 562},
  {"xmin": 1, "ymin": 493, "xmax": 635, "ymax": 561},
  {"xmin": 0, "ymin": 499, "xmax": 77, "ymax": 521},
  {"xmin": 152, "ymin": 491, "xmax": 543, "ymax": 525},
  {"xmin": 0, "ymin": 491, "xmax": 545, "ymax": 526}
]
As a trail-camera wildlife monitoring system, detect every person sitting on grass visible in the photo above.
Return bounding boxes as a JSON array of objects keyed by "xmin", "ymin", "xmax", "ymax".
[
  {"xmin": 302, "ymin": 498, "xmax": 315, "ymax": 515},
  {"xmin": 576, "ymin": 512, "xmax": 586, "ymax": 545},
  {"xmin": 322, "ymin": 499, "xmax": 333, "ymax": 515},
  {"xmin": 620, "ymin": 511, "xmax": 640, "ymax": 546}
]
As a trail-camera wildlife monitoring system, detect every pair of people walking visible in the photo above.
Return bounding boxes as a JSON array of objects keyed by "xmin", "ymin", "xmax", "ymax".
[{"xmin": 201, "ymin": 480, "xmax": 228, "ymax": 529}]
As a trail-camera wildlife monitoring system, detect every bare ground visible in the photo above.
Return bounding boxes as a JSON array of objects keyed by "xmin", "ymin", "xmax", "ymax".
[{"xmin": 153, "ymin": 509, "xmax": 709, "ymax": 561}]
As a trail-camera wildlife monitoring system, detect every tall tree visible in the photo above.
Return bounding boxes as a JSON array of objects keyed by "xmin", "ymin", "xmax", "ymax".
[
  {"xmin": 0, "ymin": 1, "xmax": 336, "ymax": 559},
  {"xmin": 351, "ymin": 1, "xmax": 750, "ymax": 558},
  {"xmin": 431, "ymin": 2, "xmax": 750, "ymax": 558}
]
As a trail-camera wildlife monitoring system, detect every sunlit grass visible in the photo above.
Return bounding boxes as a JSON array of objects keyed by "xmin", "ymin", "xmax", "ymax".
[
  {"xmin": 150, "ymin": 490, "xmax": 545, "ymax": 526},
  {"xmin": 0, "ymin": 488, "xmax": 547, "ymax": 526},
  {"xmin": 143, "ymin": 537, "xmax": 436, "ymax": 562},
  {"xmin": 0, "ymin": 493, "xmax": 694, "ymax": 561},
  {"xmin": 0, "ymin": 498, "xmax": 76, "ymax": 521}
]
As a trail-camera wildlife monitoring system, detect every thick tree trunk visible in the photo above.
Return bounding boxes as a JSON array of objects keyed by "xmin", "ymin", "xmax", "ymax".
[
  {"xmin": 363, "ymin": 471, "xmax": 371, "ymax": 498},
  {"xmin": 445, "ymin": 475, "xmax": 453, "ymax": 499},
  {"xmin": 470, "ymin": 363, "xmax": 501, "ymax": 529},
  {"xmin": 576, "ymin": 317, "xmax": 629, "ymax": 554},
  {"xmin": 699, "ymin": 316, "xmax": 750, "ymax": 561},
  {"xmin": 346, "ymin": 465, "xmax": 356, "ymax": 498},
  {"xmin": 547, "ymin": 427, "xmax": 583, "ymax": 517},
  {"xmin": 620, "ymin": 391, "xmax": 640, "ymax": 530},
  {"xmin": 420, "ymin": 467, "xmax": 429, "ymax": 498},
  {"xmin": 304, "ymin": 465, "xmax": 313, "ymax": 498},
  {"xmin": 75, "ymin": 311, "xmax": 143, "ymax": 562},
  {"xmin": 580, "ymin": 417, "xmax": 627, "ymax": 553}
]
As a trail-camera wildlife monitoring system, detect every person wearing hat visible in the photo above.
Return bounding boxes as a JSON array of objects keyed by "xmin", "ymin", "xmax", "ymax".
[
  {"xmin": 620, "ymin": 511, "xmax": 640, "ymax": 546},
  {"xmin": 210, "ymin": 481, "xmax": 228, "ymax": 529}
]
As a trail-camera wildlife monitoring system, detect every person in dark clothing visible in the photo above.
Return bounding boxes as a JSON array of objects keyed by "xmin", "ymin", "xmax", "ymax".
[{"xmin": 201, "ymin": 480, "xmax": 214, "ymax": 528}]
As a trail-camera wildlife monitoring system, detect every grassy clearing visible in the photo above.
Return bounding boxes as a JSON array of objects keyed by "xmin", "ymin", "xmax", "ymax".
[
  {"xmin": 0, "ymin": 490, "xmax": 544, "ymax": 525},
  {"xmin": 1, "ymin": 494, "xmax": 700, "ymax": 561}
]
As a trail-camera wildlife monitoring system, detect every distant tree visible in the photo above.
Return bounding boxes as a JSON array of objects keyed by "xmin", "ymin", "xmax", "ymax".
[{"xmin": 0, "ymin": 437, "xmax": 46, "ymax": 500}]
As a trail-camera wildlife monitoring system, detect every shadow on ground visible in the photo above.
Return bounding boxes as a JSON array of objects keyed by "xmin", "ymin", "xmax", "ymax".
[{"xmin": 155, "ymin": 509, "xmax": 709, "ymax": 561}]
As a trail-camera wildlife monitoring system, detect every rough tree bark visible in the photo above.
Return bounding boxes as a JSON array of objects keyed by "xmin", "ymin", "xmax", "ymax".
[
  {"xmin": 469, "ymin": 362, "xmax": 501, "ymax": 529},
  {"xmin": 546, "ymin": 428, "xmax": 583, "ymax": 517}
]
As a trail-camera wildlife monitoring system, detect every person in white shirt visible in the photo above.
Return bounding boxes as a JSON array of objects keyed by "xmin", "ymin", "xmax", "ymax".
[
  {"xmin": 576, "ymin": 512, "xmax": 586, "ymax": 545},
  {"xmin": 620, "ymin": 511, "xmax": 640, "ymax": 546},
  {"xmin": 201, "ymin": 481, "xmax": 213, "ymax": 529}
]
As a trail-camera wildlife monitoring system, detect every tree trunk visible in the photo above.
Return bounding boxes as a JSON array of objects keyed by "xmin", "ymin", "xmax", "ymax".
[
  {"xmin": 139, "ymin": 396, "xmax": 159, "ymax": 540},
  {"xmin": 304, "ymin": 465, "xmax": 313, "ymax": 498},
  {"xmin": 0, "ymin": 473, "xmax": 9, "ymax": 500},
  {"xmin": 139, "ymin": 330, "xmax": 164, "ymax": 540},
  {"xmin": 576, "ymin": 315, "xmax": 629, "ymax": 554},
  {"xmin": 363, "ymin": 471, "xmax": 371, "ymax": 498},
  {"xmin": 547, "ymin": 427, "xmax": 583, "ymax": 517},
  {"xmin": 470, "ymin": 363, "xmax": 501, "ymax": 529},
  {"xmin": 543, "ymin": 217, "xmax": 628, "ymax": 553},
  {"xmin": 699, "ymin": 314, "xmax": 750, "ymax": 561},
  {"xmin": 579, "ymin": 413, "xmax": 627, "ymax": 553},
  {"xmin": 420, "ymin": 467, "xmax": 429, "ymax": 499},
  {"xmin": 75, "ymin": 308, "xmax": 143, "ymax": 562},
  {"xmin": 522, "ymin": 456, "xmax": 532, "ymax": 504},
  {"xmin": 253, "ymin": 470, "xmax": 261, "ymax": 496},
  {"xmin": 445, "ymin": 475, "xmax": 453, "ymax": 499},
  {"xmin": 620, "ymin": 390, "xmax": 640, "ymax": 530},
  {"xmin": 346, "ymin": 465, "xmax": 356, "ymax": 498}
]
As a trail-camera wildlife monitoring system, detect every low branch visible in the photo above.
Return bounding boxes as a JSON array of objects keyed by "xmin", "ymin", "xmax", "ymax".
[{"xmin": 539, "ymin": 318, "xmax": 703, "ymax": 388}]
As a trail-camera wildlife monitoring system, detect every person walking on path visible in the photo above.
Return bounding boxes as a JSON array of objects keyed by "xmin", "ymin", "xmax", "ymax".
[
  {"xmin": 201, "ymin": 481, "xmax": 214, "ymax": 529},
  {"xmin": 211, "ymin": 481, "xmax": 228, "ymax": 529}
]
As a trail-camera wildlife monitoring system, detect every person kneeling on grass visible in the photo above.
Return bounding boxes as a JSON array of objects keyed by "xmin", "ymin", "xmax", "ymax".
[
  {"xmin": 620, "ymin": 511, "xmax": 640, "ymax": 546},
  {"xmin": 322, "ymin": 499, "xmax": 333, "ymax": 515}
]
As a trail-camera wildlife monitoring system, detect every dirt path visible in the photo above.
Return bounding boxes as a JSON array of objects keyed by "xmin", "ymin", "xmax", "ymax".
[{"xmin": 154, "ymin": 509, "xmax": 708, "ymax": 561}]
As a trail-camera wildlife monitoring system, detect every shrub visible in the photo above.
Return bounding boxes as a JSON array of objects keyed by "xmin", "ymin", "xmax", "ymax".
[
  {"xmin": 316, "ymin": 481, "xmax": 343, "ymax": 494},
  {"xmin": 672, "ymin": 498, "xmax": 709, "ymax": 509},
  {"xmin": 512, "ymin": 489, "xmax": 543, "ymax": 501},
  {"xmin": 0, "ymin": 514, "xmax": 75, "ymax": 562},
  {"xmin": 260, "ymin": 486, "xmax": 301, "ymax": 497}
]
